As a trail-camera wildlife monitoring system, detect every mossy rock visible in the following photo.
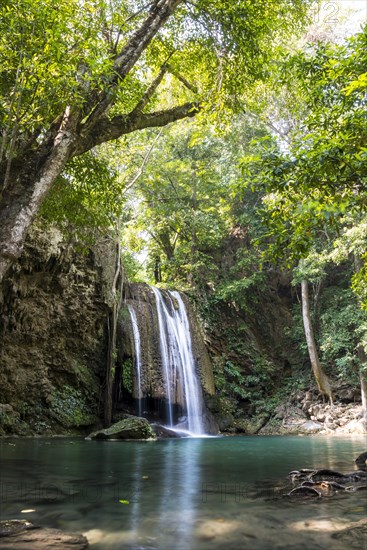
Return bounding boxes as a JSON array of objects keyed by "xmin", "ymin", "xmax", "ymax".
[
  {"xmin": 86, "ymin": 416, "xmax": 156, "ymax": 440},
  {"xmin": 240, "ymin": 414, "xmax": 270, "ymax": 435}
]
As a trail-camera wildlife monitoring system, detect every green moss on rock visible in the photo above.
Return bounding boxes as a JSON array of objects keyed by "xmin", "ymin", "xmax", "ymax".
[
  {"xmin": 50, "ymin": 386, "xmax": 97, "ymax": 428},
  {"xmin": 87, "ymin": 416, "xmax": 156, "ymax": 440}
]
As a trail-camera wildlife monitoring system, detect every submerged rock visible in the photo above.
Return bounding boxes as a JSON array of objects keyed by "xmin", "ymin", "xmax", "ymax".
[
  {"xmin": 310, "ymin": 469, "xmax": 353, "ymax": 482},
  {"xmin": 0, "ymin": 520, "xmax": 88, "ymax": 549},
  {"xmin": 355, "ymin": 451, "xmax": 367, "ymax": 470},
  {"xmin": 0, "ymin": 520, "xmax": 36, "ymax": 537},
  {"xmin": 151, "ymin": 423, "xmax": 180, "ymax": 439},
  {"xmin": 332, "ymin": 518, "xmax": 367, "ymax": 546},
  {"xmin": 287, "ymin": 486, "xmax": 321, "ymax": 498},
  {"xmin": 86, "ymin": 416, "xmax": 156, "ymax": 440}
]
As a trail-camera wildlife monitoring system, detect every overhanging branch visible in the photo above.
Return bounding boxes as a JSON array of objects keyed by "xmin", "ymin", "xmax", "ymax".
[
  {"xmin": 75, "ymin": 102, "xmax": 200, "ymax": 155},
  {"xmin": 81, "ymin": 0, "xmax": 183, "ymax": 132}
]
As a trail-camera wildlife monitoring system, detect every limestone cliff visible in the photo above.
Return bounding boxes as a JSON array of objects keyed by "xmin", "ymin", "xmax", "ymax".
[{"xmin": 0, "ymin": 224, "xmax": 115, "ymax": 435}]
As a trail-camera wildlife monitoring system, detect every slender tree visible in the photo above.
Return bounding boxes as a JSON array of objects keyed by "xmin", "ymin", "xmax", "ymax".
[{"xmin": 301, "ymin": 279, "xmax": 333, "ymax": 402}]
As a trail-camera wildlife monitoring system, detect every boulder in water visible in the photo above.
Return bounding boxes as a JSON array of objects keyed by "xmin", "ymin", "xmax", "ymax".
[
  {"xmin": 86, "ymin": 416, "xmax": 156, "ymax": 440},
  {"xmin": 151, "ymin": 423, "xmax": 180, "ymax": 439},
  {"xmin": 287, "ymin": 486, "xmax": 321, "ymax": 498},
  {"xmin": 310, "ymin": 469, "xmax": 351, "ymax": 482},
  {"xmin": 355, "ymin": 451, "xmax": 367, "ymax": 470}
]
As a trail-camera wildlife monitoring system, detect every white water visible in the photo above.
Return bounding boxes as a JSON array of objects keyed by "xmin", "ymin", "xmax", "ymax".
[
  {"xmin": 127, "ymin": 304, "xmax": 142, "ymax": 417},
  {"xmin": 151, "ymin": 287, "xmax": 174, "ymax": 427},
  {"xmin": 151, "ymin": 287, "xmax": 204, "ymax": 435}
]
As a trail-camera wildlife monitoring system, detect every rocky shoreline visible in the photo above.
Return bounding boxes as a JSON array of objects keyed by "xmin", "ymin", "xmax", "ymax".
[
  {"xmin": 234, "ymin": 385, "xmax": 367, "ymax": 436},
  {"xmin": 260, "ymin": 401, "xmax": 366, "ymax": 435}
]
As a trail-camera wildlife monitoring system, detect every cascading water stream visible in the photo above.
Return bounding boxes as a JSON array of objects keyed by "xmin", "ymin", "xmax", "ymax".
[
  {"xmin": 150, "ymin": 287, "xmax": 174, "ymax": 427},
  {"xmin": 151, "ymin": 287, "xmax": 204, "ymax": 435},
  {"xmin": 170, "ymin": 291, "xmax": 203, "ymax": 435},
  {"xmin": 127, "ymin": 304, "xmax": 143, "ymax": 417}
]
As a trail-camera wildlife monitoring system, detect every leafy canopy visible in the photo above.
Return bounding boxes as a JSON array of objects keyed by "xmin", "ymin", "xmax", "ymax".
[{"xmin": 0, "ymin": 0, "xmax": 311, "ymax": 163}]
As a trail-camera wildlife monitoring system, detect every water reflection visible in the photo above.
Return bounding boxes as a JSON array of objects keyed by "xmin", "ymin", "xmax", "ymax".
[{"xmin": 0, "ymin": 436, "xmax": 366, "ymax": 549}]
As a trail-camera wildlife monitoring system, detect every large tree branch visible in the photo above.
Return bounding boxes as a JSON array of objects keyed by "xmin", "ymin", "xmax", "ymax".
[
  {"xmin": 75, "ymin": 102, "xmax": 200, "ymax": 155},
  {"xmin": 81, "ymin": 0, "xmax": 183, "ymax": 132}
]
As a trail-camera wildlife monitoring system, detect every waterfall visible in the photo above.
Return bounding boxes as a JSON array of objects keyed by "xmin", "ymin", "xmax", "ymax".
[
  {"xmin": 123, "ymin": 283, "xmax": 216, "ymax": 435},
  {"xmin": 151, "ymin": 287, "xmax": 204, "ymax": 435},
  {"xmin": 127, "ymin": 304, "xmax": 143, "ymax": 417},
  {"xmin": 171, "ymin": 291, "xmax": 203, "ymax": 435},
  {"xmin": 151, "ymin": 287, "xmax": 174, "ymax": 428}
]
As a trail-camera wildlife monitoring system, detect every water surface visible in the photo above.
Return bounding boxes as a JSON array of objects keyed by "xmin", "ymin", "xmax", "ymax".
[{"xmin": 0, "ymin": 435, "xmax": 366, "ymax": 549}]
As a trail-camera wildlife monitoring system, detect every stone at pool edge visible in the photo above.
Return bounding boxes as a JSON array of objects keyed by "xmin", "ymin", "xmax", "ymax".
[
  {"xmin": 355, "ymin": 451, "xmax": 367, "ymax": 470},
  {"xmin": 86, "ymin": 416, "xmax": 157, "ymax": 440},
  {"xmin": 151, "ymin": 423, "xmax": 180, "ymax": 438},
  {"xmin": 0, "ymin": 520, "xmax": 88, "ymax": 549}
]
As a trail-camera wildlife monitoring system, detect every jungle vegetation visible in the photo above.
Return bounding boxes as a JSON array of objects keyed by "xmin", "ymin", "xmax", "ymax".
[{"xmin": 1, "ymin": 0, "xmax": 367, "ymax": 422}]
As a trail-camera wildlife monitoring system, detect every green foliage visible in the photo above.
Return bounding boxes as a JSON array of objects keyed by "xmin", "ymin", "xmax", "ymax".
[
  {"xmin": 0, "ymin": 0, "xmax": 313, "ymax": 289},
  {"xmin": 240, "ymin": 27, "xmax": 367, "ymax": 254},
  {"xmin": 213, "ymin": 344, "xmax": 277, "ymax": 421},
  {"xmin": 0, "ymin": 0, "xmax": 311, "ymax": 164},
  {"xmin": 122, "ymin": 358, "xmax": 133, "ymax": 394},
  {"xmin": 121, "ymin": 114, "xmax": 270, "ymax": 290},
  {"xmin": 40, "ymin": 149, "xmax": 125, "ymax": 243},
  {"xmin": 0, "ymin": 0, "xmax": 118, "ymax": 152},
  {"xmin": 216, "ymin": 254, "xmax": 266, "ymax": 312},
  {"xmin": 50, "ymin": 385, "xmax": 97, "ymax": 428},
  {"xmin": 214, "ymin": 360, "xmax": 247, "ymax": 401},
  {"xmin": 287, "ymin": 281, "xmax": 367, "ymax": 383},
  {"xmin": 318, "ymin": 287, "xmax": 367, "ymax": 382}
]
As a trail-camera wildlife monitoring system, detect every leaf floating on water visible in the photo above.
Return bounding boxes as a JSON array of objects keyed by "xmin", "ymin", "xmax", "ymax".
[{"xmin": 119, "ymin": 500, "xmax": 129, "ymax": 505}]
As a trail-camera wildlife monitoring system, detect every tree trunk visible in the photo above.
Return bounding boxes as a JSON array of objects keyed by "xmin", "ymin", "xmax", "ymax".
[
  {"xmin": 0, "ymin": 110, "xmax": 76, "ymax": 281},
  {"xmin": 301, "ymin": 279, "xmax": 333, "ymax": 403},
  {"xmin": 0, "ymin": 0, "xmax": 190, "ymax": 284},
  {"xmin": 154, "ymin": 255, "xmax": 162, "ymax": 284},
  {"xmin": 188, "ymin": 173, "xmax": 197, "ymax": 286}
]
